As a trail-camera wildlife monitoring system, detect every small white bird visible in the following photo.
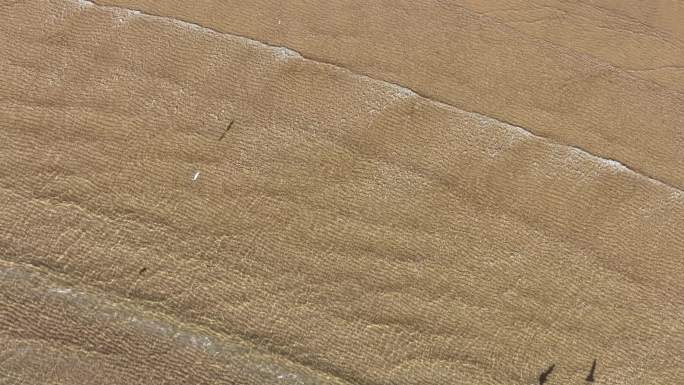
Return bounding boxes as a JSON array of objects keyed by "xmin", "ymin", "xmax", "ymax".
[{"xmin": 192, "ymin": 171, "xmax": 200, "ymax": 181}]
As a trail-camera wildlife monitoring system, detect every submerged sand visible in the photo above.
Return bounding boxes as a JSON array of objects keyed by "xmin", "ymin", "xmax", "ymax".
[{"xmin": 1, "ymin": 1, "xmax": 682, "ymax": 384}]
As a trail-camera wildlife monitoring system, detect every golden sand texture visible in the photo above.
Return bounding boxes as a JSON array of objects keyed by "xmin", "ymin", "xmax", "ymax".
[
  {"xmin": 1, "ymin": 1, "xmax": 682, "ymax": 384},
  {"xmin": 94, "ymin": 0, "xmax": 684, "ymax": 189}
]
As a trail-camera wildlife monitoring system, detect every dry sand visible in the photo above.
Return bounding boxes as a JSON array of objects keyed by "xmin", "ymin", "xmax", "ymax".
[{"xmin": 1, "ymin": 1, "xmax": 682, "ymax": 384}]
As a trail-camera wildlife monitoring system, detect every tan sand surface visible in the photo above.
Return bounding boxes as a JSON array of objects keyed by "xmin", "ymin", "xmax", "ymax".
[
  {"xmin": 1, "ymin": 1, "xmax": 682, "ymax": 384},
  {"xmin": 94, "ymin": 0, "xmax": 684, "ymax": 189}
]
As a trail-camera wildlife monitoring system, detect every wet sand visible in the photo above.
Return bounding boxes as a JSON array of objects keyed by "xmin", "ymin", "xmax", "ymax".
[{"xmin": 1, "ymin": 1, "xmax": 682, "ymax": 384}]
